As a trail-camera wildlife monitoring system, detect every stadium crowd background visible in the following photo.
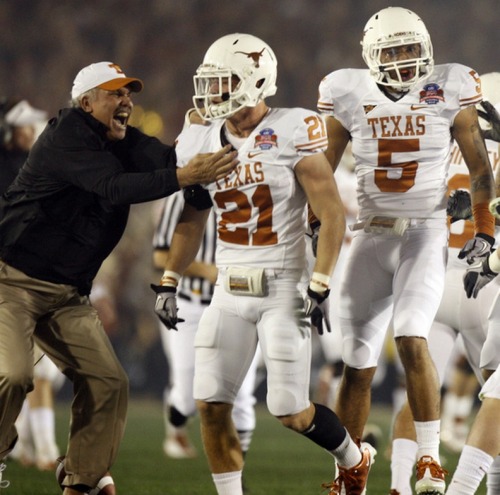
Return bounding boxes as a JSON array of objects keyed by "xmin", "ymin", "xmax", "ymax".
[{"xmin": 1, "ymin": 0, "xmax": 498, "ymax": 399}]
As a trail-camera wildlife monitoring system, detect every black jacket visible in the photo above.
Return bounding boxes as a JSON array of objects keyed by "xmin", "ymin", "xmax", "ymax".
[
  {"xmin": 0, "ymin": 107, "xmax": 180, "ymax": 295},
  {"xmin": 0, "ymin": 147, "xmax": 27, "ymax": 195}
]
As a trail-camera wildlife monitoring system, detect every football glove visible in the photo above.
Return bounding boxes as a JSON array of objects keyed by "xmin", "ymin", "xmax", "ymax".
[
  {"xmin": 304, "ymin": 287, "xmax": 331, "ymax": 335},
  {"xmin": 446, "ymin": 189, "xmax": 472, "ymax": 223},
  {"xmin": 458, "ymin": 233, "xmax": 495, "ymax": 265},
  {"xmin": 150, "ymin": 284, "xmax": 185, "ymax": 330},
  {"xmin": 463, "ymin": 255, "xmax": 499, "ymax": 298},
  {"xmin": 477, "ymin": 100, "xmax": 500, "ymax": 142}
]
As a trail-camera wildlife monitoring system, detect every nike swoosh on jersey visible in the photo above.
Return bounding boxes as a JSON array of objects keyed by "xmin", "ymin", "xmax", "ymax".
[
  {"xmin": 248, "ymin": 151, "xmax": 263, "ymax": 158},
  {"xmin": 410, "ymin": 104, "xmax": 428, "ymax": 110}
]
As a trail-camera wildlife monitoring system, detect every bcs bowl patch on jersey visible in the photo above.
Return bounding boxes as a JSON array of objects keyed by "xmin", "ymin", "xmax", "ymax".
[
  {"xmin": 418, "ymin": 83, "xmax": 445, "ymax": 105},
  {"xmin": 254, "ymin": 128, "xmax": 278, "ymax": 150}
]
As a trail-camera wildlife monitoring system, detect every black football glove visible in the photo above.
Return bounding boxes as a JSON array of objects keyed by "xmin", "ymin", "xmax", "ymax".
[
  {"xmin": 311, "ymin": 225, "xmax": 320, "ymax": 258},
  {"xmin": 463, "ymin": 255, "xmax": 499, "ymax": 298},
  {"xmin": 150, "ymin": 284, "xmax": 185, "ymax": 330},
  {"xmin": 304, "ymin": 287, "xmax": 331, "ymax": 335},
  {"xmin": 446, "ymin": 189, "xmax": 472, "ymax": 223},
  {"xmin": 458, "ymin": 233, "xmax": 495, "ymax": 265},
  {"xmin": 478, "ymin": 100, "xmax": 500, "ymax": 142},
  {"xmin": 306, "ymin": 220, "xmax": 321, "ymax": 258}
]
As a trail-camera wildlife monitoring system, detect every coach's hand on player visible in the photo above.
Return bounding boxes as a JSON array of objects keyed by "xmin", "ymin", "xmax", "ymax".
[
  {"xmin": 458, "ymin": 233, "xmax": 495, "ymax": 265},
  {"xmin": 304, "ymin": 287, "xmax": 331, "ymax": 335},
  {"xmin": 478, "ymin": 100, "xmax": 500, "ymax": 142},
  {"xmin": 150, "ymin": 284, "xmax": 185, "ymax": 330},
  {"xmin": 463, "ymin": 254, "xmax": 499, "ymax": 298},
  {"xmin": 177, "ymin": 145, "xmax": 238, "ymax": 187}
]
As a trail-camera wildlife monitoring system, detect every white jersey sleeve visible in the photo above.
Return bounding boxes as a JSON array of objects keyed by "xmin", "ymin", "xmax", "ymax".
[
  {"xmin": 176, "ymin": 107, "xmax": 328, "ymax": 270},
  {"xmin": 318, "ymin": 64, "xmax": 483, "ymax": 221}
]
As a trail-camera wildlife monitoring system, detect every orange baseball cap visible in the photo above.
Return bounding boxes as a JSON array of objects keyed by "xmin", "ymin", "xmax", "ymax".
[{"xmin": 71, "ymin": 61, "xmax": 143, "ymax": 99}]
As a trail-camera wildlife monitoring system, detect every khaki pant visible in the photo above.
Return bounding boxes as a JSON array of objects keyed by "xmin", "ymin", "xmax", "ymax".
[{"xmin": 0, "ymin": 260, "xmax": 128, "ymax": 488}]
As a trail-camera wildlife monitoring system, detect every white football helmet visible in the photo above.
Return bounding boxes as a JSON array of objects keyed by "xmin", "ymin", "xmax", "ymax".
[
  {"xmin": 361, "ymin": 7, "xmax": 434, "ymax": 91},
  {"xmin": 193, "ymin": 33, "xmax": 277, "ymax": 121},
  {"xmin": 477, "ymin": 72, "xmax": 500, "ymax": 130},
  {"xmin": 480, "ymin": 72, "xmax": 500, "ymax": 105}
]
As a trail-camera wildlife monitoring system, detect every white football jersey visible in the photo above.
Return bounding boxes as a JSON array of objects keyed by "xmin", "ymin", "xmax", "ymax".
[
  {"xmin": 175, "ymin": 107, "xmax": 328, "ymax": 270},
  {"xmin": 318, "ymin": 64, "xmax": 482, "ymax": 220}
]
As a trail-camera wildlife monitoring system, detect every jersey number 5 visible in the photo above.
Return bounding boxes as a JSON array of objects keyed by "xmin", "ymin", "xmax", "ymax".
[{"xmin": 375, "ymin": 138, "xmax": 420, "ymax": 192}]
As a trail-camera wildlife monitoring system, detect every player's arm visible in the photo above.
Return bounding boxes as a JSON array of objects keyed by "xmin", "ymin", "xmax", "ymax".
[
  {"xmin": 153, "ymin": 248, "xmax": 217, "ymax": 284},
  {"xmin": 162, "ymin": 203, "xmax": 211, "ymax": 276},
  {"xmin": 452, "ymin": 105, "xmax": 496, "ymax": 262},
  {"xmin": 295, "ymin": 152, "xmax": 346, "ymax": 334},
  {"xmin": 295, "ymin": 152, "xmax": 346, "ymax": 281},
  {"xmin": 323, "ymin": 115, "xmax": 351, "ymax": 173},
  {"xmin": 151, "ymin": 204, "xmax": 211, "ymax": 330}
]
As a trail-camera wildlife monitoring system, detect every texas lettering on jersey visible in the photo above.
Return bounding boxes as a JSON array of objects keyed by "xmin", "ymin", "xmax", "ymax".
[
  {"xmin": 367, "ymin": 115, "xmax": 425, "ymax": 138},
  {"xmin": 214, "ymin": 162, "xmax": 265, "ymax": 191}
]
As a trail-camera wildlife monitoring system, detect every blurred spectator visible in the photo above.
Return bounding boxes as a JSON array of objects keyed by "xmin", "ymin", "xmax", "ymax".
[{"xmin": 0, "ymin": 98, "xmax": 47, "ymax": 193}]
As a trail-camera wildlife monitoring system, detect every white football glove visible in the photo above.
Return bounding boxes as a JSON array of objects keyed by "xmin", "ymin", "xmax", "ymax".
[
  {"xmin": 458, "ymin": 233, "xmax": 495, "ymax": 265},
  {"xmin": 463, "ymin": 255, "xmax": 499, "ymax": 298},
  {"xmin": 304, "ymin": 287, "xmax": 331, "ymax": 335},
  {"xmin": 150, "ymin": 284, "xmax": 185, "ymax": 330}
]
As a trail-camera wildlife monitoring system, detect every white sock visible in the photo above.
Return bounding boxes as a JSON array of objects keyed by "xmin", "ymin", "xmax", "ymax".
[
  {"xmin": 390, "ymin": 438, "xmax": 418, "ymax": 495},
  {"xmin": 237, "ymin": 430, "xmax": 253, "ymax": 455},
  {"xmin": 443, "ymin": 393, "xmax": 474, "ymax": 431},
  {"xmin": 414, "ymin": 420, "xmax": 440, "ymax": 462},
  {"xmin": 14, "ymin": 401, "xmax": 31, "ymax": 445},
  {"xmin": 441, "ymin": 393, "xmax": 458, "ymax": 430},
  {"xmin": 331, "ymin": 432, "xmax": 362, "ymax": 469},
  {"xmin": 455, "ymin": 395, "xmax": 474, "ymax": 417},
  {"xmin": 329, "ymin": 376, "xmax": 341, "ymax": 407},
  {"xmin": 447, "ymin": 445, "xmax": 493, "ymax": 495},
  {"xmin": 29, "ymin": 407, "xmax": 59, "ymax": 460},
  {"xmin": 212, "ymin": 471, "xmax": 243, "ymax": 495},
  {"xmin": 486, "ymin": 454, "xmax": 500, "ymax": 495}
]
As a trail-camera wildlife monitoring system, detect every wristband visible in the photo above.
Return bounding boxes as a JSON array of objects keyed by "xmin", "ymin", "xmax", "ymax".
[
  {"xmin": 473, "ymin": 202, "xmax": 495, "ymax": 238},
  {"xmin": 310, "ymin": 272, "xmax": 330, "ymax": 293},
  {"xmin": 488, "ymin": 250, "xmax": 500, "ymax": 273},
  {"xmin": 160, "ymin": 270, "xmax": 181, "ymax": 287}
]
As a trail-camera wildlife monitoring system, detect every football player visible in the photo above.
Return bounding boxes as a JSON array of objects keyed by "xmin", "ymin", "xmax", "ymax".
[
  {"xmin": 317, "ymin": 7, "xmax": 496, "ymax": 495},
  {"xmin": 443, "ymin": 97, "xmax": 500, "ymax": 494},
  {"xmin": 389, "ymin": 71, "xmax": 500, "ymax": 495},
  {"xmin": 151, "ymin": 33, "xmax": 375, "ymax": 495},
  {"xmin": 153, "ymin": 189, "xmax": 260, "ymax": 482}
]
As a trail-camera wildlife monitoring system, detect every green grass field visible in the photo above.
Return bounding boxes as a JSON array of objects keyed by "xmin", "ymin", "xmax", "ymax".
[{"xmin": 4, "ymin": 399, "xmax": 487, "ymax": 494}]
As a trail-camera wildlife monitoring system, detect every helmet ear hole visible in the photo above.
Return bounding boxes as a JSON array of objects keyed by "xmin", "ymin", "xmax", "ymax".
[{"xmin": 256, "ymin": 79, "xmax": 265, "ymax": 89}]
